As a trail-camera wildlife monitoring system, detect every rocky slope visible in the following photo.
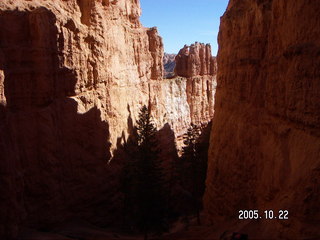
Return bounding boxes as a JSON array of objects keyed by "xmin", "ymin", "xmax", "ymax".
[
  {"xmin": 163, "ymin": 53, "xmax": 176, "ymax": 78},
  {"xmin": 0, "ymin": 0, "xmax": 216, "ymax": 238},
  {"xmin": 204, "ymin": 0, "xmax": 320, "ymax": 239}
]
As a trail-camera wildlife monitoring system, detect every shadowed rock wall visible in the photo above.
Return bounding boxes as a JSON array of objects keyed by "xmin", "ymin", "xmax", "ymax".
[
  {"xmin": 204, "ymin": 0, "xmax": 320, "ymax": 238},
  {"xmin": 0, "ymin": 0, "xmax": 217, "ymax": 238}
]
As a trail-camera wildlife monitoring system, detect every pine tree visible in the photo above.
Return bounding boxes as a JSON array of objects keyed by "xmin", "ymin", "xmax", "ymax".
[
  {"xmin": 136, "ymin": 105, "xmax": 167, "ymax": 240},
  {"xmin": 194, "ymin": 123, "xmax": 210, "ymax": 212},
  {"xmin": 120, "ymin": 133, "xmax": 140, "ymax": 231},
  {"xmin": 180, "ymin": 123, "xmax": 207, "ymax": 225}
]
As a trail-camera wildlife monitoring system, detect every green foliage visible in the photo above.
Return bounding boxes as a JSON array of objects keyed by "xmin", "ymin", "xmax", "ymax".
[
  {"xmin": 121, "ymin": 105, "xmax": 168, "ymax": 239},
  {"xmin": 120, "ymin": 135, "xmax": 140, "ymax": 230},
  {"xmin": 136, "ymin": 105, "xmax": 157, "ymax": 145},
  {"xmin": 179, "ymin": 123, "xmax": 209, "ymax": 225}
]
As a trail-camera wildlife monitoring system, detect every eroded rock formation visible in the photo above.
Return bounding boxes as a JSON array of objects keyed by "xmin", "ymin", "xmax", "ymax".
[
  {"xmin": 0, "ymin": 0, "xmax": 216, "ymax": 238},
  {"xmin": 175, "ymin": 43, "xmax": 216, "ymax": 78},
  {"xmin": 204, "ymin": 0, "xmax": 320, "ymax": 238},
  {"xmin": 175, "ymin": 43, "xmax": 217, "ymax": 125}
]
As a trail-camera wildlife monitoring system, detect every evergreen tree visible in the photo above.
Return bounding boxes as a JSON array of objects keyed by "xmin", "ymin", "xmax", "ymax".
[
  {"xmin": 136, "ymin": 105, "xmax": 167, "ymax": 240},
  {"xmin": 180, "ymin": 123, "xmax": 207, "ymax": 225},
  {"xmin": 194, "ymin": 123, "xmax": 210, "ymax": 210},
  {"xmin": 120, "ymin": 133, "xmax": 140, "ymax": 231},
  {"xmin": 121, "ymin": 105, "xmax": 167, "ymax": 240}
]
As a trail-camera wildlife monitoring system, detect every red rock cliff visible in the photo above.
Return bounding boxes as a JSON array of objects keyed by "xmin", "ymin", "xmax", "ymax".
[
  {"xmin": 0, "ymin": 0, "xmax": 216, "ymax": 238},
  {"xmin": 175, "ymin": 42, "xmax": 217, "ymax": 125},
  {"xmin": 0, "ymin": 0, "xmax": 165, "ymax": 238},
  {"xmin": 175, "ymin": 42, "xmax": 216, "ymax": 78},
  {"xmin": 204, "ymin": 0, "xmax": 320, "ymax": 238}
]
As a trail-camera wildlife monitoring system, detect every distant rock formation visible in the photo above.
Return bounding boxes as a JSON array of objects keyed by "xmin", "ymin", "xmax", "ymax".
[
  {"xmin": 175, "ymin": 42, "xmax": 216, "ymax": 78},
  {"xmin": 147, "ymin": 27, "xmax": 164, "ymax": 80},
  {"xmin": 204, "ymin": 0, "xmax": 320, "ymax": 239},
  {"xmin": 163, "ymin": 53, "xmax": 176, "ymax": 78},
  {"xmin": 174, "ymin": 42, "xmax": 217, "ymax": 125}
]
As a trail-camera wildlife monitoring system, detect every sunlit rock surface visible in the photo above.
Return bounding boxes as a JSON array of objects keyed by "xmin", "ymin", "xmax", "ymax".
[
  {"xmin": 0, "ymin": 0, "xmax": 216, "ymax": 238},
  {"xmin": 175, "ymin": 43, "xmax": 217, "ymax": 125}
]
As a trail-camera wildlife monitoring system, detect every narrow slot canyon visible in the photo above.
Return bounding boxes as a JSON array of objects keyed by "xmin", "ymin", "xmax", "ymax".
[{"xmin": 0, "ymin": 0, "xmax": 319, "ymax": 240}]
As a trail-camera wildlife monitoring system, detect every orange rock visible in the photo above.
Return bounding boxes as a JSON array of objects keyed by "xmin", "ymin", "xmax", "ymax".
[
  {"xmin": 0, "ymin": 0, "xmax": 216, "ymax": 238},
  {"xmin": 204, "ymin": 0, "xmax": 320, "ymax": 238},
  {"xmin": 175, "ymin": 42, "xmax": 217, "ymax": 125},
  {"xmin": 175, "ymin": 42, "xmax": 216, "ymax": 78}
]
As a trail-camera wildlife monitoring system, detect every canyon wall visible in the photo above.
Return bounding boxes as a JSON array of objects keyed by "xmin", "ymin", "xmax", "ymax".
[
  {"xmin": 204, "ymin": 0, "xmax": 320, "ymax": 238},
  {"xmin": 0, "ymin": 0, "xmax": 216, "ymax": 238},
  {"xmin": 0, "ymin": 0, "xmax": 153, "ymax": 237}
]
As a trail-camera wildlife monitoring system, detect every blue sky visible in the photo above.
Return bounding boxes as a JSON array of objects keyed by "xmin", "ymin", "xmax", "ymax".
[{"xmin": 140, "ymin": 0, "xmax": 229, "ymax": 56}]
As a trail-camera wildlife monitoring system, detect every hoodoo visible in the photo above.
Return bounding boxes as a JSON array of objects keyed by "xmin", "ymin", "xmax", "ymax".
[{"xmin": 175, "ymin": 42, "xmax": 217, "ymax": 125}]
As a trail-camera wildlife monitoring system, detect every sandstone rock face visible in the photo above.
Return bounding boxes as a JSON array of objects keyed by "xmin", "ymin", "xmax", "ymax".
[
  {"xmin": 204, "ymin": 0, "xmax": 320, "ymax": 238},
  {"xmin": 0, "ymin": 0, "xmax": 216, "ymax": 238},
  {"xmin": 175, "ymin": 43, "xmax": 216, "ymax": 78},
  {"xmin": 175, "ymin": 43, "xmax": 217, "ymax": 125},
  {"xmin": 147, "ymin": 27, "xmax": 164, "ymax": 80}
]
